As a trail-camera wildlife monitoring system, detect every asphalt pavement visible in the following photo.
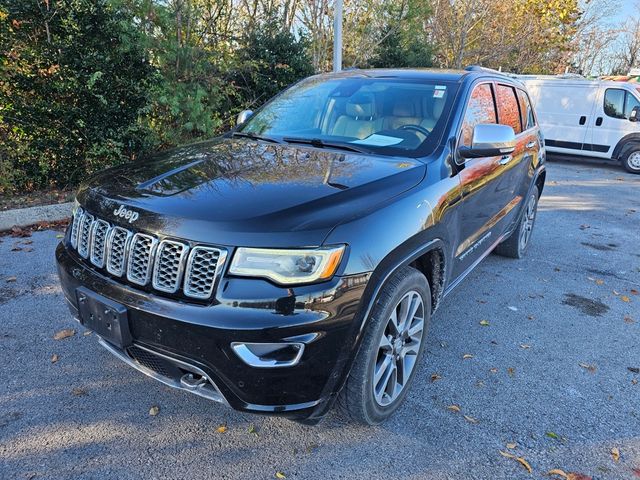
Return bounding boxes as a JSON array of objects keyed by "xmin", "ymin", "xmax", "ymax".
[{"xmin": 1, "ymin": 157, "xmax": 639, "ymax": 480}]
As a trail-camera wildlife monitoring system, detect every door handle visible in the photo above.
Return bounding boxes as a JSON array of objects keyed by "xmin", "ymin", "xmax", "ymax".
[
  {"xmin": 525, "ymin": 141, "xmax": 536, "ymax": 149},
  {"xmin": 596, "ymin": 117, "xmax": 603, "ymax": 126},
  {"xmin": 579, "ymin": 116, "xmax": 586, "ymax": 125},
  {"xmin": 499, "ymin": 155, "xmax": 512, "ymax": 165}
]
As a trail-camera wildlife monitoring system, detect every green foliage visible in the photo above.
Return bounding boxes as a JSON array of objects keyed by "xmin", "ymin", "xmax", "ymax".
[{"xmin": 0, "ymin": 0, "xmax": 156, "ymax": 193}]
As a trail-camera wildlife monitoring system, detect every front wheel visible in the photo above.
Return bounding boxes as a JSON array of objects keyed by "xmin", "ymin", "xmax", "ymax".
[
  {"xmin": 495, "ymin": 185, "xmax": 539, "ymax": 259},
  {"xmin": 621, "ymin": 149, "xmax": 640, "ymax": 174},
  {"xmin": 338, "ymin": 266, "xmax": 431, "ymax": 425}
]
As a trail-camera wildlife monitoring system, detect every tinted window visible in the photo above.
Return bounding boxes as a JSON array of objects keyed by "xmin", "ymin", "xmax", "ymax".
[
  {"xmin": 625, "ymin": 91, "xmax": 640, "ymax": 116},
  {"xmin": 517, "ymin": 89, "xmax": 536, "ymax": 130},
  {"xmin": 460, "ymin": 83, "xmax": 496, "ymax": 147},
  {"xmin": 604, "ymin": 89, "xmax": 626, "ymax": 119},
  {"xmin": 496, "ymin": 84, "xmax": 522, "ymax": 134}
]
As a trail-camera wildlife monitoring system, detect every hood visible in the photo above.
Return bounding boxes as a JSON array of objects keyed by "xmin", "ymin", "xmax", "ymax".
[{"xmin": 79, "ymin": 138, "xmax": 425, "ymax": 247}]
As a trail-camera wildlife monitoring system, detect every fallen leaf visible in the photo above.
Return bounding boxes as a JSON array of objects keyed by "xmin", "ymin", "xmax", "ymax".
[
  {"xmin": 490, "ymin": 368, "xmax": 498, "ymax": 374},
  {"xmin": 507, "ymin": 367, "xmax": 515, "ymax": 377},
  {"xmin": 149, "ymin": 405, "xmax": 160, "ymax": 416},
  {"xmin": 613, "ymin": 290, "xmax": 620, "ymax": 296},
  {"xmin": 275, "ymin": 472, "xmax": 286, "ymax": 479},
  {"xmin": 10, "ymin": 247, "xmax": 22, "ymax": 251},
  {"xmin": 633, "ymin": 379, "xmax": 638, "ymax": 385},
  {"xmin": 567, "ymin": 473, "xmax": 593, "ymax": 480},
  {"xmin": 499, "ymin": 450, "xmax": 532, "ymax": 473},
  {"xmin": 6, "ymin": 276, "xmax": 17, "ymax": 283},
  {"xmin": 51, "ymin": 354, "xmax": 59, "ymax": 363},
  {"xmin": 462, "ymin": 354, "xmax": 474, "ymax": 359},
  {"xmin": 547, "ymin": 469, "xmax": 568, "ymax": 479},
  {"xmin": 21, "ymin": 240, "xmax": 33, "ymax": 245},
  {"xmin": 595, "ymin": 279, "xmax": 604, "ymax": 285},
  {"xmin": 83, "ymin": 331, "xmax": 92, "ymax": 336},
  {"xmin": 631, "ymin": 289, "xmax": 638, "ymax": 295},
  {"xmin": 463, "ymin": 414, "xmax": 479, "ymax": 424},
  {"xmin": 55, "ymin": 234, "xmax": 64, "ymax": 239},
  {"xmin": 527, "ymin": 315, "xmax": 534, "ymax": 320},
  {"xmin": 446, "ymin": 404, "xmax": 461, "ymax": 413},
  {"xmin": 546, "ymin": 431, "xmax": 560, "ymax": 440},
  {"xmin": 480, "ymin": 320, "xmax": 490, "ymax": 326},
  {"xmin": 579, "ymin": 362, "xmax": 596, "ymax": 373},
  {"xmin": 53, "ymin": 329, "xmax": 75, "ymax": 340},
  {"xmin": 72, "ymin": 387, "xmax": 87, "ymax": 396},
  {"xmin": 216, "ymin": 425, "xmax": 227, "ymax": 433},
  {"xmin": 621, "ymin": 295, "xmax": 631, "ymax": 303},
  {"xmin": 611, "ymin": 447, "xmax": 620, "ymax": 462},
  {"xmin": 625, "ymin": 316, "xmax": 636, "ymax": 324},
  {"xmin": 628, "ymin": 367, "xmax": 640, "ymax": 374},
  {"xmin": 579, "ymin": 224, "xmax": 590, "ymax": 230},
  {"xmin": 520, "ymin": 344, "xmax": 531, "ymax": 349},
  {"xmin": 506, "ymin": 443, "xmax": 517, "ymax": 449},
  {"xmin": 248, "ymin": 424, "xmax": 258, "ymax": 436},
  {"xmin": 430, "ymin": 373, "xmax": 442, "ymax": 382}
]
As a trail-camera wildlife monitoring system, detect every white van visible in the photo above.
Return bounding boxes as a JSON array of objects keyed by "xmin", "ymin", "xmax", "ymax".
[{"xmin": 517, "ymin": 75, "xmax": 640, "ymax": 174}]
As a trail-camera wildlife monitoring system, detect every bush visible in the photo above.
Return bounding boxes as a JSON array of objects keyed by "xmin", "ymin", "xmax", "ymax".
[{"xmin": 0, "ymin": 0, "xmax": 156, "ymax": 193}]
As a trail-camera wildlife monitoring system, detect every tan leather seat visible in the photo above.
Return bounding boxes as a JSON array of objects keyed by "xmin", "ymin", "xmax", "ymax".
[
  {"xmin": 421, "ymin": 95, "xmax": 446, "ymax": 131},
  {"xmin": 331, "ymin": 96, "xmax": 381, "ymax": 139},
  {"xmin": 383, "ymin": 100, "xmax": 422, "ymax": 130}
]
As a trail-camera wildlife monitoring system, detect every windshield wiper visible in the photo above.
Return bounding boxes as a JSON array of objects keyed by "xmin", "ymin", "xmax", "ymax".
[
  {"xmin": 231, "ymin": 131, "xmax": 281, "ymax": 144},
  {"xmin": 282, "ymin": 137, "xmax": 369, "ymax": 154}
]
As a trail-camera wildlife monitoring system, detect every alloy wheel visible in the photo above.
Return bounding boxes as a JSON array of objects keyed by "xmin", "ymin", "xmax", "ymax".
[
  {"xmin": 372, "ymin": 290, "xmax": 425, "ymax": 407},
  {"xmin": 519, "ymin": 193, "xmax": 537, "ymax": 252}
]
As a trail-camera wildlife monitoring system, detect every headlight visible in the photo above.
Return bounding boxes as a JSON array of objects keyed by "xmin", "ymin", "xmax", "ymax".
[{"xmin": 229, "ymin": 246, "xmax": 345, "ymax": 285}]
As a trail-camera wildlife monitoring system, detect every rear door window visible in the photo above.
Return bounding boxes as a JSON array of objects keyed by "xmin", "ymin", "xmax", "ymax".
[
  {"xmin": 517, "ymin": 89, "xmax": 536, "ymax": 130},
  {"xmin": 460, "ymin": 83, "xmax": 497, "ymax": 147},
  {"xmin": 496, "ymin": 84, "xmax": 522, "ymax": 134}
]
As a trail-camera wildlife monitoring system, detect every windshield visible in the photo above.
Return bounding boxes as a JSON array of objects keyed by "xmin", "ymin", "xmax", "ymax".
[{"xmin": 240, "ymin": 75, "xmax": 458, "ymax": 157}]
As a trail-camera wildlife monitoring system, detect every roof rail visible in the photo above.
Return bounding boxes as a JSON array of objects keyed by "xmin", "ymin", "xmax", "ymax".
[{"xmin": 464, "ymin": 65, "xmax": 505, "ymax": 75}]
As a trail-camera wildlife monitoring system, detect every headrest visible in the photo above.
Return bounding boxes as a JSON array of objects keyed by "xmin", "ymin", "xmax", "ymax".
[
  {"xmin": 346, "ymin": 95, "xmax": 374, "ymax": 119},
  {"xmin": 393, "ymin": 100, "xmax": 415, "ymax": 117}
]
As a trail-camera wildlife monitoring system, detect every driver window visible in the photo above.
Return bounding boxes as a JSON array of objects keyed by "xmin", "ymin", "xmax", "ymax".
[{"xmin": 460, "ymin": 84, "xmax": 497, "ymax": 147}]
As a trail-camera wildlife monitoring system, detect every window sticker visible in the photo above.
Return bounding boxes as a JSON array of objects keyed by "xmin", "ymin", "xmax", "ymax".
[
  {"xmin": 351, "ymin": 134, "xmax": 404, "ymax": 147},
  {"xmin": 433, "ymin": 86, "xmax": 446, "ymax": 98}
]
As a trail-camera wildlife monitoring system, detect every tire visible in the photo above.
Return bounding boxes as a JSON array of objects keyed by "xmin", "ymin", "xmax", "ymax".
[
  {"xmin": 494, "ymin": 185, "xmax": 539, "ymax": 259},
  {"xmin": 338, "ymin": 266, "xmax": 431, "ymax": 425},
  {"xmin": 621, "ymin": 149, "xmax": 640, "ymax": 174}
]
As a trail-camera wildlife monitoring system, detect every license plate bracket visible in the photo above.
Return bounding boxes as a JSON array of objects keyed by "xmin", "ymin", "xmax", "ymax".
[{"xmin": 76, "ymin": 287, "xmax": 132, "ymax": 348}]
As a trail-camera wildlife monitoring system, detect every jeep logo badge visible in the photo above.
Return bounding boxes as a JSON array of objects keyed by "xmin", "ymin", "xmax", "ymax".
[{"xmin": 113, "ymin": 205, "xmax": 140, "ymax": 223}]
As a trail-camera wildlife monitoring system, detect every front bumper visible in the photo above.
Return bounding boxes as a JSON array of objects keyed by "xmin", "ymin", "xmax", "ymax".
[{"xmin": 56, "ymin": 242, "xmax": 370, "ymax": 421}]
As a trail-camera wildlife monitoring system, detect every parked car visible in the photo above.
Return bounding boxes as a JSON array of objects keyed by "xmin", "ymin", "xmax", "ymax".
[
  {"xmin": 519, "ymin": 74, "xmax": 640, "ymax": 173},
  {"xmin": 56, "ymin": 67, "xmax": 545, "ymax": 425}
]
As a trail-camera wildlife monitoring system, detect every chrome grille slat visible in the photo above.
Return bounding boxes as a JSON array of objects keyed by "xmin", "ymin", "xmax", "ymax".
[
  {"xmin": 89, "ymin": 220, "xmax": 110, "ymax": 268},
  {"xmin": 127, "ymin": 233, "xmax": 157, "ymax": 286},
  {"xmin": 68, "ymin": 210, "xmax": 224, "ymax": 300},
  {"xmin": 184, "ymin": 246, "xmax": 227, "ymax": 299},
  {"xmin": 152, "ymin": 240, "xmax": 189, "ymax": 293},
  {"xmin": 106, "ymin": 227, "xmax": 131, "ymax": 277},
  {"xmin": 77, "ymin": 213, "xmax": 95, "ymax": 259}
]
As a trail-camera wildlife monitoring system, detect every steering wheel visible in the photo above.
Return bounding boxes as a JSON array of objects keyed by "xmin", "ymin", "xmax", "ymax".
[{"xmin": 400, "ymin": 124, "xmax": 430, "ymax": 137}]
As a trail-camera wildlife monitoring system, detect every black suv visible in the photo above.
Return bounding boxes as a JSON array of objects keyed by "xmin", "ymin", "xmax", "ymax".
[{"xmin": 56, "ymin": 68, "xmax": 545, "ymax": 425}]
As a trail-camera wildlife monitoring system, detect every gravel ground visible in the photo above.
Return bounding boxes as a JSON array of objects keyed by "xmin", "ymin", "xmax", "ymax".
[{"xmin": 1, "ymin": 157, "xmax": 639, "ymax": 480}]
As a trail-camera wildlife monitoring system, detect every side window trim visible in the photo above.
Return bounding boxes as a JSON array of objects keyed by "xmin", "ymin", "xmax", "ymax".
[{"xmin": 455, "ymin": 80, "xmax": 498, "ymax": 150}]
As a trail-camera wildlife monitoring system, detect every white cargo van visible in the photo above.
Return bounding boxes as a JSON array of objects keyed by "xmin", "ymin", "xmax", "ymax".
[{"xmin": 517, "ymin": 75, "xmax": 640, "ymax": 173}]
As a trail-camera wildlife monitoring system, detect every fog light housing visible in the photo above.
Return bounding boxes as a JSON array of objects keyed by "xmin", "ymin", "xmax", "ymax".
[{"xmin": 231, "ymin": 342, "xmax": 304, "ymax": 368}]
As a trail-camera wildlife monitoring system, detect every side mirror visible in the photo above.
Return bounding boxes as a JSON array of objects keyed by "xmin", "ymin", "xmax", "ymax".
[
  {"xmin": 629, "ymin": 106, "xmax": 640, "ymax": 122},
  {"xmin": 236, "ymin": 109, "xmax": 254, "ymax": 126},
  {"xmin": 458, "ymin": 124, "xmax": 516, "ymax": 159}
]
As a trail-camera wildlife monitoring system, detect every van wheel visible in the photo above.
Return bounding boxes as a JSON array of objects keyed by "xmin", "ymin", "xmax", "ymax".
[
  {"xmin": 622, "ymin": 149, "xmax": 640, "ymax": 174},
  {"xmin": 495, "ymin": 185, "xmax": 539, "ymax": 259},
  {"xmin": 338, "ymin": 266, "xmax": 430, "ymax": 425}
]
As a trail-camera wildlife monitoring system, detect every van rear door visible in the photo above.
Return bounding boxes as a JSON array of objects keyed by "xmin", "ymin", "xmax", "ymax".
[
  {"xmin": 585, "ymin": 86, "xmax": 640, "ymax": 159},
  {"xmin": 525, "ymin": 81, "xmax": 597, "ymax": 155}
]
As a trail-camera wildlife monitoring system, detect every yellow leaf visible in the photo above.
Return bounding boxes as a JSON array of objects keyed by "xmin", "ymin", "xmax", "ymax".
[
  {"xmin": 447, "ymin": 404, "xmax": 461, "ymax": 412},
  {"xmin": 506, "ymin": 443, "xmax": 517, "ymax": 449},
  {"xmin": 595, "ymin": 279, "xmax": 604, "ymax": 285},
  {"xmin": 547, "ymin": 469, "xmax": 568, "ymax": 479},
  {"xmin": 611, "ymin": 447, "xmax": 620, "ymax": 462},
  {"xmin": 462, "ymin": 354, "xmax": 474, "ymax": 359},
  {"xmin": 53, "ymin": 328, "xmax": 76, "ymax": 340},
  {"xmin": 463, "ymin": 415, "xmax": 479, "ymax": 424},
  {"xmin": 499, "ymin": 450, "xmax": 532, "ymax": 473},
  {"xmin": 480, "ymin": 320, "xmax": 490, "ymax": 326},
  {"xmin": 216, "ymin": 425, "xmax": 227, "ymax": 433},
  {"xmin": 149, "ymin": 406, "xmax": 160, "ymax": 416},
  {"xmin": 275, "ymin": 473, "xmax": 286, "ymax": 479},
  {"xmin": 621, "ymin": 295, "xmax": 630, "ymax": 303}
]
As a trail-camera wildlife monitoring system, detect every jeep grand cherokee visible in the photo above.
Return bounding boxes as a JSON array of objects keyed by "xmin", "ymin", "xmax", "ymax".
[{"xmin": 56, "ymin": 67, "xmax": 545, "ymax": 425}]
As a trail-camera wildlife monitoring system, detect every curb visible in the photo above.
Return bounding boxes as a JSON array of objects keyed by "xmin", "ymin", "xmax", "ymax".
[{"xmin": 0, "ymin": 202, "xmax": 73, "ymax": 232}]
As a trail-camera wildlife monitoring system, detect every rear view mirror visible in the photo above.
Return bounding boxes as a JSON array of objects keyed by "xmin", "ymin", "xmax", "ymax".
[
  {"xmin": 629, "ymin": 106, "xmax": 640, "ymax": 122},
  {"xmin": 236, "ymin": 109, "xmax": 254, "ymax": 126},
  {"xmin": 458, "ymin": 124, "xmax": 516, "ymax": 159}
]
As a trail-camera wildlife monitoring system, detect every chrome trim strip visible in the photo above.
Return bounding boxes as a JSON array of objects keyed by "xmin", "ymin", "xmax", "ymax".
[
  {"xmin": 183, "ymin": 246, "xmax": 228, "ymax": 299},
  {"xmin": 89, "ymin": 219, "xmax": 110, "ymax": 268},
  {"xmin": 105, "ymin": 226, "xmax": 132, "ymax": 277},
  {"xmin": 231, "ymin": 342, "xmax": 305, "ymax": 368},
  {"xmin": 99, "ymin": 338, "xmax": 228, "ymax": 405},
  {"xmin": 126, "ymin": 233, "xmax": 158, "ymax": 286}
]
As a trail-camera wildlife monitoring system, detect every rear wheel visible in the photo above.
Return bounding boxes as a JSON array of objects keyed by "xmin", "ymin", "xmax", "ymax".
[
  {"xmin": 339, "ymin": 266, "xmax": 430, "ymax": 425},
  {"xmin": 621, "ymin": 149, "xmax": 640, "ymax": 174},
  {"xmin": 495, "ymin": 185, "xmax": 539, "ymax": 259}
]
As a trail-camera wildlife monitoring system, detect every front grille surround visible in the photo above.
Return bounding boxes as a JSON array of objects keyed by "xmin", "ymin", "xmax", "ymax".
[{"xmin": 69, "ymin": 209, "xmax": 226, "ymax": 301}]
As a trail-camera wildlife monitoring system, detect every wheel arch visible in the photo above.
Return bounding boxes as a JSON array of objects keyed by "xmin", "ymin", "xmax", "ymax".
[{"xmin": 611, "ymin": 133, "xmax": 640, "ymax": 160}]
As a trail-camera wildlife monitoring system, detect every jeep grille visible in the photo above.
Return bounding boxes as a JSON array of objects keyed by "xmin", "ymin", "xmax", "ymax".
[{"xmin": 69, "ymin": 207, "xmax": 226, "ymax": 300}]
